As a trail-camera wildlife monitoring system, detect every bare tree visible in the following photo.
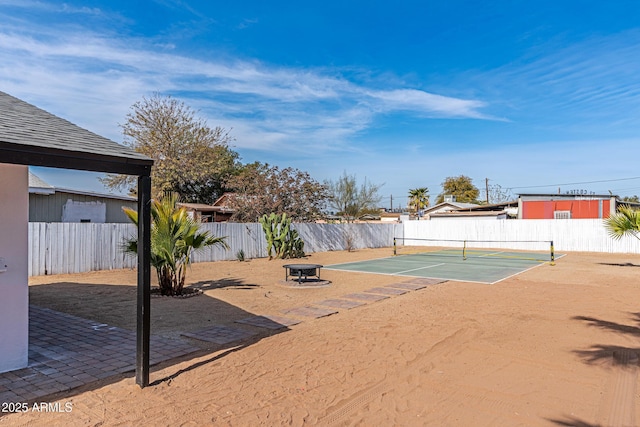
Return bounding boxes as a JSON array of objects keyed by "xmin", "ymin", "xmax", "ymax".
[
  {"xmin": 486, "ymin": 183, "xmax": 514, "ymax": 204},
  {"xmin": 325, "ymin": 171, "xmax": 383, "ymax": 222},
  {"xmin": 101, "ymin": 93, "xmax": 238, "ymax": 201}
]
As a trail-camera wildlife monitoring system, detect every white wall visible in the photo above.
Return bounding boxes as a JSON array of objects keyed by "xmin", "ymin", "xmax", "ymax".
[
  {"xmin": 0, "ymin": 164, "xmax": 28, "ymax": 373},
  {"xmin": 62, "ymin": 199, "xmax": 106, "ymax": 223}
]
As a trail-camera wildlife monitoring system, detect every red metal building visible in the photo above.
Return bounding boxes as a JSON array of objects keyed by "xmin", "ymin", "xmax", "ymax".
[{"xmin": 517, "ymin": 193, "xmax": 618, "ymax": 219}]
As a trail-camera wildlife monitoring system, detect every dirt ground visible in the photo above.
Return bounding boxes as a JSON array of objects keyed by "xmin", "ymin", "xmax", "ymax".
[{"xmin": 4, "ymin": 248, "xmax": 640, "ymax": 426}]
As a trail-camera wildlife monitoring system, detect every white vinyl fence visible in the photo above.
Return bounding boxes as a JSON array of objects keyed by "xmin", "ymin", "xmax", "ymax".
[
  {"xmin": 28, "ymin": 222, "xmax": 402, "ymax": 276},
  {"xmin": 28, "ymin": 219, "xmax": 639, "ymax": 276},
  {"xmin": 400, "ymin": 219, "xmax": 640, "ymax": 254}
]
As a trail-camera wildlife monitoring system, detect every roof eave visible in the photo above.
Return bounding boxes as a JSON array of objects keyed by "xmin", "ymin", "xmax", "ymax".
[{"xmin": 0, "ymin": 141, "xmax": 153, "ymax": 176}]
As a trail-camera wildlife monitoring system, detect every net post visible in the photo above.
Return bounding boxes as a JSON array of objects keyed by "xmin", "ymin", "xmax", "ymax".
[
  {"xmin": 393, "ymin": 237, "xmax": 397, "ymax": 256},
  {"xmin": 463, "ymin": 240, "xmax": 467, "ymax": 260},
  {"xmin": 550, "ymin": 240, "xmax": 555, "ymax": 266}
]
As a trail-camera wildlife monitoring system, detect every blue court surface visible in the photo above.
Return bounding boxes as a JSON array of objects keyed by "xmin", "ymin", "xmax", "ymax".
[{"xmin": 325, "ymin": 249, "xmax": 562, "ymax": 285}]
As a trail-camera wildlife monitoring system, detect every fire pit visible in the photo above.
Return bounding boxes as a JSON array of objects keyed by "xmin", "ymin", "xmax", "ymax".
[{"xmin": 283, "ymin": 263, "xmax": 323, "ymax": 283}]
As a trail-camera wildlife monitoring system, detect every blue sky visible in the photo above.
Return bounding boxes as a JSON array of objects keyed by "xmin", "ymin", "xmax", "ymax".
[{"xmin": 2, "ymin": 1, "xmax": 640, "ymax": 208}]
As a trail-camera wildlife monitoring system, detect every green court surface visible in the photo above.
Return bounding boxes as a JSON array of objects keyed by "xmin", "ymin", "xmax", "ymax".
[{"xmin": 325, "ymin": 249, "xmax": 560, "ymax": 284}]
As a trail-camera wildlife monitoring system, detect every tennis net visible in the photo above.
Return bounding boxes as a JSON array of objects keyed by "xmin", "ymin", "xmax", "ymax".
[{"xmin": 393, "ymin": 237, "xmax": 555, "ymax": 263}]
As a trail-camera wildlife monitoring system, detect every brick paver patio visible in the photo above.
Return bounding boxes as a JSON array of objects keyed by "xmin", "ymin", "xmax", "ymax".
[
  {"xmin": 385, "ymin": 282, "xmax": 430, "ymax": 290},
  {"xmin": 341, "ymin": 292, "xmax": 390, "ymax": 302},
  {"xmin": 0, "ymin": 306, "xmax": 199, "ymax": 403},
  {"xmin": 283, "ymin": 306, "xmax": 338, "ymax": 319},
  {"xmin": 404, "ymin": 278, "xmax": 447, "ymax": 286},
  {"xmin": 364, "ymin": 287, "xmax": 410, "ymax": 296},
  {"xmin": 313, "ymin": 299, "xmax": 366, "ymax": 310},
  {"xmin": 182, "ymin": 325, "xmax": 258, "ymax": 345}
]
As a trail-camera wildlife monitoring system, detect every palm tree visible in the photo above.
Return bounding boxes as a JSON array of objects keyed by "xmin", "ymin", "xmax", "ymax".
[
  {"xmin": 408, "ymin": 187, "xmax": 430, "ymax": 217},
  {"xmin": 604, "ymin": 206, "xmax": 640, "ymax": 241},
  {"xmin": 122, "ymin": 193, "xmax": 229, "ymax": 296}
]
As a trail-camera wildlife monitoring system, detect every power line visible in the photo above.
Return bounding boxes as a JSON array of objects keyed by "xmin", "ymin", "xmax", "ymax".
[{"xmin": 510, "ymin": 176, "xmax": 640, "ymax": 190}]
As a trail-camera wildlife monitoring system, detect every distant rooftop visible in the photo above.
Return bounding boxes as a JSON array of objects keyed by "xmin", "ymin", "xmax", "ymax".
[
  {"xmin": 28, "ymin": 172, "xmax": 55, "ymax": 194},
  {"xmin": 518, "ymin": 193, "xmax": 617, "ymax": 198},
  {"xmin": 28, "ymin": 171, "xmax": 135, "ymax": 201}
]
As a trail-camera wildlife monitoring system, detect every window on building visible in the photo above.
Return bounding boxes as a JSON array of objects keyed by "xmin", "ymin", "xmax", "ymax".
[{"xmin": 554, "ymin": 210, "xmax": 571, "ymax": 219}]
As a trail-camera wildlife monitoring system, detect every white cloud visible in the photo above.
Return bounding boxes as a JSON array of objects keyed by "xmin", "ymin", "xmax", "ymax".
[
  {"xmin": 365, "ymin": 88, "xmax": 489, "ymax": 118},
  {"xmin": 0, "ymin": 22, "xmax": 491, "ymax": 152}
]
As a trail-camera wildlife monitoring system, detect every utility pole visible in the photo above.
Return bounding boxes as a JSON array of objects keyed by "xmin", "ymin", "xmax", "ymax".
[
  {"xmin": 390, "ymin": 194, "xmax": 393, "ymax": 211},
  {"xmin": 485, "ymin": 178, "xmax": 490, "ymax": 204}
]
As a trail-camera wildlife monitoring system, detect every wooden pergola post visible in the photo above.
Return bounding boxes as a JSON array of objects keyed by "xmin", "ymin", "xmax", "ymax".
[{"xmin": 136, "ymin": 175, "xmax": 152, "ymax": 387}]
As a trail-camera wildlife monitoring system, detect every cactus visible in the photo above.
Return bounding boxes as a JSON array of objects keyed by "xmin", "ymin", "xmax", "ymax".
[
  {"xmin": 286, "ymin": 229, "xmax": 305, "ymax": 258},
  {"xmin": 259, "ymin": 213, "xmax": 289, "ymax": 259},
  {"xmin": 259, "ymin": 212, "xmax": 305, "ymax": 259}
]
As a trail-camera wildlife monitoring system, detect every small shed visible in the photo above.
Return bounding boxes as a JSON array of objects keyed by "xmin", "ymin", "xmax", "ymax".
[
  {"xmin": 178, "ymin": 193, "xmax": 235, "ymax": 222},
  {"xmin": 0, "ymin": 91, "xmax": 154, "ymax": 387}
]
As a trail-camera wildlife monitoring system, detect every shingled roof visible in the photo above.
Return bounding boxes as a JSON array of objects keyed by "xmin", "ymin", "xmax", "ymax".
[{"xmin": 0, "ymin": 91, "xmax": 152, "ymax": 175}]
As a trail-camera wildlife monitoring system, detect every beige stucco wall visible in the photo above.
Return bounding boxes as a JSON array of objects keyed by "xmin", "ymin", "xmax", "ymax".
[{"xmin": 0, "ymin": 163, "xmax": 29, "ymax": 373}]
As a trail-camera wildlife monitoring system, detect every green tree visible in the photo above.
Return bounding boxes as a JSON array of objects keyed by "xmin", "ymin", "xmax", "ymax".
[
  {"xmin": 225, "ymin": 162, "xmax": 327, "ymax": 222},
  {"xmin": 101, "ymin": 94, "xmax": 239, "ymax": 202},
  {"xmin": 122, "ymin": 193, "xmax": 229, "ymax": 296},
  {"xmin": 408, "ymin": 187, "xmax": 430, "ymax": 215},
  {"xmin": 172, "ymin": 144, "xmax": 241, "ymax": 204},
  {"xmin": 325, "ymin": 172, "xmax": 383, "ymax": 222},
  {"xmin": 436, "ymin": 175, "xmax": 480, "ymax": 204},
  {"xmin": 622, "ymin": 195, "xmax": 640, "ymax": 203},
  {"xmin": 604, "ymin": 206, "xmax": 640, "ymax": 241}
]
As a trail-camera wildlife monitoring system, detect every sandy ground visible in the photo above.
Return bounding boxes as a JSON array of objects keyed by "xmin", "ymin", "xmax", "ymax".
[{"xmin": 3, "ymin": 248, "xmax": 640, "ymax": 426}]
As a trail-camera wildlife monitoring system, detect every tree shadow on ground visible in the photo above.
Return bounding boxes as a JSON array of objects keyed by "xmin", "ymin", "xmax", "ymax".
[
  {"xmin": 571, "ymin": 314, "xmax": 640, "ymax": 365},
  {"xmin": 572, "ymin": 315, "xmax": 640, "ymax": 337},
  {"xmin": 546, "ymin": 416, "xmax": 601, "ymax": 427},
  {"xmin": 190, "ymin": 277, "xmax": 260, "ymax": 290},
  {"xmin": 545, "ymin": 315, "xmax": 640, "ymax": 427},
  {"xmin": 573, "ymin": 344, "xmax": 640, "ymax": 366},
  {"xmin": 598, "ymin": 262, "xmax": 640, "ymax": 268}
]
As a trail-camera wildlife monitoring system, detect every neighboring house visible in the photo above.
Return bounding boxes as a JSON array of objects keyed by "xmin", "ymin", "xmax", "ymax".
[
  {"xmin": 422, "ymin": 201, "xmax": 480, "ymax": 219},
  {"xmin": 380, "ymin": 212, "xmax": 401, "ymax": 222},
  {"xmin": 441, "ymin": 200, "xmax": 519, "ymax": 220},
  {"xmin": 359, "ymin": 213, "xmax": 381, "ymax": 221},
  {"xmin": 28, "ymin": 171, "xmax": 136, "ymax": 223},
  {"xmin": 517, "ymin": 193, "xmax": 618, "ymax": 219},
  {"xmin": 429, "ymin": 210, "xmax": 509, "ymax": 220},
  {"xmin": 178, "ymin": 193, "xmax": 235, "ymax": 222}
]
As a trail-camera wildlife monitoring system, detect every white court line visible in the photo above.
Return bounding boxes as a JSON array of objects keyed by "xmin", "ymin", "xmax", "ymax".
[
  {"xmin": 490, "ymin": 262, "xmax": 546, "ymax": 284},
  {"xmin": 393, "ymin": 263, "xmax": 446, "ymax": 275},
  {"xmin": 478, "ymin": 251, "xmax": 504, "ymax": 257}
]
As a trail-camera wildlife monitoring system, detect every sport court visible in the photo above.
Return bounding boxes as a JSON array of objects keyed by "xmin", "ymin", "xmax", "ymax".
[{"xmin": 325, "ymin": 248, "xmax": 559, "ymax": 284}]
